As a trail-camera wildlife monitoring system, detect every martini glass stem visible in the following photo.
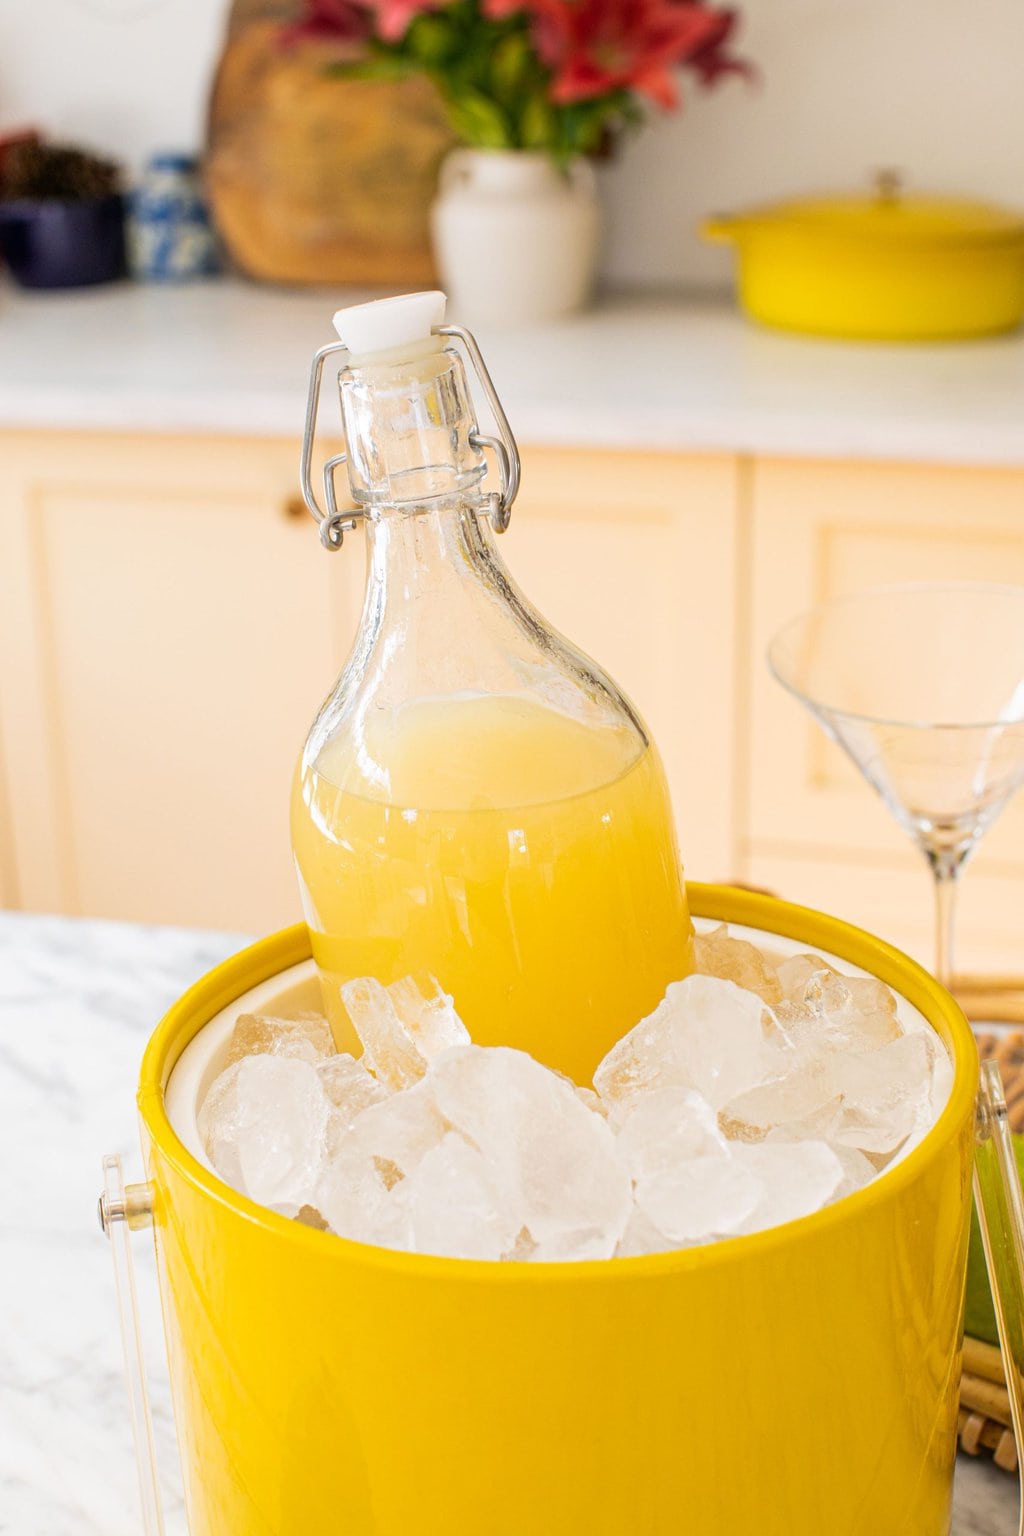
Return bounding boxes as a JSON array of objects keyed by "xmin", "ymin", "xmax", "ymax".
[{"xmin": 927, "ymin": 847, "xmax": 963, "ymax": 992}]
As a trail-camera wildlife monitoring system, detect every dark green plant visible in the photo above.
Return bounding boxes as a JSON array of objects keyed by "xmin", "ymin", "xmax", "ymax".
[{"xmin": 0, "ymin": 141, "xmax": 121, "ymax": 202}]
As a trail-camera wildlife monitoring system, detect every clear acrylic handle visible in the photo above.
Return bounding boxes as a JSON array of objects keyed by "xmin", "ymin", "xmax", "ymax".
[
  {"xmin": 974, "ymin": 1059, "xmax": 1024, "ymax": 1533},
  {"xmin": 100, "ymin": 1153, "xmax": 166, "ymax": 1536}
]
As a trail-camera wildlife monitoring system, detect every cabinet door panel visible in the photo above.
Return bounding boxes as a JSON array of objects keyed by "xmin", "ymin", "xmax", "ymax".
[
  {"xmin": 745, "ymin": 458, "xmax": 1024, "ymax": 971},
  {"xmin": 0, "ymin": 433, "xmax": 361, "ymax": 933},
  {"xmin": 502, "ymin": 448, "xmax": 739, "ymax": 882},
  {"xmin": 0, "ymin": 434, "xmax": 739, "ymax": 931}
]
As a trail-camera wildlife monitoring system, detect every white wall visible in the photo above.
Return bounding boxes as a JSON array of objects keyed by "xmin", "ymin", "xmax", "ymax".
[
  {"xmin": 2, "ymin": 0, "xmax": 1022, "ymax": 290},
  {"xmin": 0, "ymin": 0, "xmax": 225, "ymax": 171}
]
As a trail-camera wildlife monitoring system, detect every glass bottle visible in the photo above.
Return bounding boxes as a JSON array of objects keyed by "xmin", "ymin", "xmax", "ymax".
[{"xmin": 292, "ymin": 292, "xmax": 694, "ymax": 1085}]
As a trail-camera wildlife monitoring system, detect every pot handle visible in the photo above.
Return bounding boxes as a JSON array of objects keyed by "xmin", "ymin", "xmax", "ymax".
[
  {"xmin": 974, "ymin": 1059, "xmax": 1024, "ymax": 1531},
  {"xmin": 99, "ymin": 1153, "xmax": 166, "ymax": 1536}
]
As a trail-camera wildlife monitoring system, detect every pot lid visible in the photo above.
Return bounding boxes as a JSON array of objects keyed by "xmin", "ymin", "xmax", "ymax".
[{"xmin": 709, "ymin": 171, "xmax": 1024, "ymax": 249}]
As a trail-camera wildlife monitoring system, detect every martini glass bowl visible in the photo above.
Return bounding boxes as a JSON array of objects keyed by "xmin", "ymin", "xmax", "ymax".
[{"xmin": 768, "ymin": 582, "xmax": 1024, "ymax": 989}]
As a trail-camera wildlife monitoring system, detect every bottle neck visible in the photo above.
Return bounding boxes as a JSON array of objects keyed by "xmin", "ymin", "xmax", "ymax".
[
  {"xmin": 360, "ymin": 499, "xmax": 513, "ymax": 673},
  {"xmin": 328, "ymin": 336, "xmax": 534, "ymax": 736},
  {"xmin": 340, "ymin": 344, "xmax": 487, "ymax": 514}
]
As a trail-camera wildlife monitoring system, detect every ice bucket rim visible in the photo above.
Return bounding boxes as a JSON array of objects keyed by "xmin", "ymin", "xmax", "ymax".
[{"xmin": 137, "ymin": 881, "xmax": 978, "ymax": 1281}]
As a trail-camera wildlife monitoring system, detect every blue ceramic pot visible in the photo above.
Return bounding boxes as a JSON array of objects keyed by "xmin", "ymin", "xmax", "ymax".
[{"xmin": 0, "ymin": 193, "xmax": 126, "ymax": 288}]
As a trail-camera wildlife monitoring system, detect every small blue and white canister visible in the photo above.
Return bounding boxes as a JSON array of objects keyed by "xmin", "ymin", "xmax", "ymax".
[{"xmin": 128, "ymin": 153, "xmax": 219, "ymax": 281}]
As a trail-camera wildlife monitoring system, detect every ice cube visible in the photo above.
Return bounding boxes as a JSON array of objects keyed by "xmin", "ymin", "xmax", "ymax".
[
  {"xmin": 314, "ymin": 1144, "xmax": 414, "ymax": 1251},
  {"xmin": 634, "ymin": 1153, "xmax": 760, "ymax": 1243},
  {"xmin": 827, "ymin": 1032, "xmax": 938, "ymax": 1155},
  {"xmin": 334, "ymin": 1076, "xmax": 447, "ymax": 1179},
  {"xmin": 204, "ymin": 925, "xmax": 935, "ymax": 1261},
  {"xmin": 341, "ymin": 974, "xmax": 469, "ymax": 1090},
  {"xmin": 771, "ymin": 967, "xmax": 902, "ymax": 1059},
  {"xmin": 845, "ymin": 974, "xmax": 898, "ymax": 1019},
  {"xmin": 576, "ymin": 1086, "xmax": 607, "ymax": 1116},
  {"xmin": 387, "ymin": 975, "xmax": 470, "ymax": 1056},
  {"xmin": 775, "ymin": 953, "xmax": 837, "ymax": 1004},
  {"xmin": 319, "ymin": 1052, "xmax": 388, "ymax": 1112},
  {"xmin": 430, "ymin": 1046, "xmax": 633, "ymax": 1261},
  {"xmin": 615, "ymin": 1206, "xmax": 681, "ymax": 1258},
  {"xmin": 314, "ymin": 1079, "xmax": 448, "ymax": 1248},
  {"xmin": 804, "ymin": 971, "xmax": 901, "ymax": 1053},
  {"xmin": 402, "ymin": 1133, "xmax": 521, "ymax": 1261},
  {"xmin": 340, "ymin": 977, "xmax": 426, "ymax": 1090},
  {"xmin": 732, "ymin": 1140, "xmax": 845, "ymax": 1231},
  {"xmin": 226, "ymin": 1011, "xmax": 334, "ymax": 1067},
  {"xmin": 718, "ymin": 1066, "xmax": 841, "ymax": 1144},
  {"xmin": 594, "ymin": 975, "xmax": 776, "ymax": 1111},
  {"xmin": 694, "ymin": 924, "xmax": 783, "ymax": 1005},
  {"xmin": 615, "ymin": 1086, "xmax": 725, "ymax": 1181},
  {"xmin": 320, "ymin": 1052, "xmax": 387, "ymax": 1117},
  {"xmin": 318, "ymin": 1052, "xmax": 391, "ymax": 1154},
  {"xmin": 824, "ymin": 1145, "xmax": 877, "ymax": 1202},
  {"xmin": 761, "ymin": 1124, "xmax": 877, "ymax": 1207},
  {"xmin": 199, "ymin": 1054, "xmax": 329, "ymax": 1210}
]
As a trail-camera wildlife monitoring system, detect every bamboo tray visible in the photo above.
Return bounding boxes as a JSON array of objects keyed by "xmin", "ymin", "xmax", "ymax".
[{"xmin": 960, "ymin": 1335, "xmax": 1018, "ymax": 1473}]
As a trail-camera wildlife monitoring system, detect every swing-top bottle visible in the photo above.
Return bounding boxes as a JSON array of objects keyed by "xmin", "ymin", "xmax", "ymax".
[{"xmin": 291, "ymin": 292, "xmax": 694, "ymax": 1084}]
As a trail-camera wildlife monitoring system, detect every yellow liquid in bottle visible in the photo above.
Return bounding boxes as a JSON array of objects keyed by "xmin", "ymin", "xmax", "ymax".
[{"xmin": 291, "ymin": 694, "xmax": 694, "ymax": 1084}]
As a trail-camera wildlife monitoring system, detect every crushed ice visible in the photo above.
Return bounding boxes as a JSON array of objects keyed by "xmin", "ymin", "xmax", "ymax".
[{"xmin": 197, "ymin": 927, "xmax": 948, "ymax": 1260}]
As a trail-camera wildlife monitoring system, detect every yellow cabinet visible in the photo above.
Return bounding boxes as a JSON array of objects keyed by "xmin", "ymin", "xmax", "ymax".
[
  {"xmin": 499, "ymin": 447, "xmax": 739, "ymax": 885},
  {"xmin": 0, "ymin": 431, "xmax": 361, "ymax": 933},
  {"xmin": 4, "ymin": 425, "xmax": 1022, "ymax": 972},
  {"xmin": 742, "ymin": 457, "xmax": 1024, "ymax": 972},
  {"xmin": 0, "ymin": 433, "xmax": 738, "ymax": 933}
]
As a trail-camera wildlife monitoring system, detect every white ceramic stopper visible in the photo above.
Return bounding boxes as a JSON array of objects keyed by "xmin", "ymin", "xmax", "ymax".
[{"xmin": 332, "ymin": 291, "xmax": 447, "ymax": 362}]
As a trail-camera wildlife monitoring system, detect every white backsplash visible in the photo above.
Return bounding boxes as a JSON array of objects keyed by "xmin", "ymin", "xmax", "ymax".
[{"xmin": 1, "ymin": 0, "xmax": 1021, "ymax": 291}]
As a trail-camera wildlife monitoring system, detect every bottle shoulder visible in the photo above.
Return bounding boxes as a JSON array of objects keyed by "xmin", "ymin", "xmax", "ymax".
[{"xmin": 299, "ymin": 503, "xmax": 651, "ymax": 810}]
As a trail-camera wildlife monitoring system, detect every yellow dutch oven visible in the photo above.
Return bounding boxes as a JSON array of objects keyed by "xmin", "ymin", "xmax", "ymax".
[
  {"xmin": 126, "ymin": 884, "xmax": 986, "ymax": 1535},
  {"xmin": 703, "ymin": 175, "xmax": 1024, "ymax": 341}
]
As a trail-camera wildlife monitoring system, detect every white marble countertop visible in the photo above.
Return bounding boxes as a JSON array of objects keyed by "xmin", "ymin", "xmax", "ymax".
[
  {"xmin": 0, "ymin": 908, "xmax": 1018, "ymax": 1534},
  {"xmin": 3, "ymin": 276, "xmax": 1024, "ymax": 466}
]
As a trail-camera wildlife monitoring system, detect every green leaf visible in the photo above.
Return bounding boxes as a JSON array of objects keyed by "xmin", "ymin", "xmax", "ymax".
[
  {"xmin": 490, "ymin": 32, "xmax": 532, "ymax": 104},
  {"xmin": 329, "ymin": 54, "xmax": 412, "ymax": 83},
  {"xmin": 519, "ymin": 94, "xmax": 557, "ymax": 152},
  {"xmin": 444, "ymin": 91, "xmax": 513, "ymax": 149},
  {"xmin": 405, "ymin": 12, "xmax": 457, "ymax": 64}
]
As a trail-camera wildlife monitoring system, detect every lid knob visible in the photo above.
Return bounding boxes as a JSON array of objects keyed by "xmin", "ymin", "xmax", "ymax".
[{"xmin": 873, "ymin": 168, "xmax": 903, "ymax": 206}]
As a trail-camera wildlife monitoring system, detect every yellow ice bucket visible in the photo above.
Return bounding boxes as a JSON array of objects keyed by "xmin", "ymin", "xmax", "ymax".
[{"xmin": 134, "ymin": 884, "xmax": 980, "ymax": 1535}]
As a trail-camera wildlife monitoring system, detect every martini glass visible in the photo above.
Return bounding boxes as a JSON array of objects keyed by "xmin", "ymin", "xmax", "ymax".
[{"xmin": 768, "ymin": 582, "xmax": 1024, "ymax": 990}]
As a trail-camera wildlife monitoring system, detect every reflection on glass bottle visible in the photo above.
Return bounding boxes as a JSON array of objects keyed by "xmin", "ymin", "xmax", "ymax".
[{"xmin": 292, "ymin": 294, "xmax": 694, "ymax": 1084}]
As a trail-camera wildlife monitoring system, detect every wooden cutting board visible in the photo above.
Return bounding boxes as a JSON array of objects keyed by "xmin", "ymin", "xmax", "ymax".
[{"xmin": 205, "ymin": 2, "xmax": 455, "ymax": 285}]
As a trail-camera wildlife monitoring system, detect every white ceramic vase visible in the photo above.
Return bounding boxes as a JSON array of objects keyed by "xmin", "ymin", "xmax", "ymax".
[{"xmin": 430, "ymin": 148, "xmax": 600, "ymax": 327}]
